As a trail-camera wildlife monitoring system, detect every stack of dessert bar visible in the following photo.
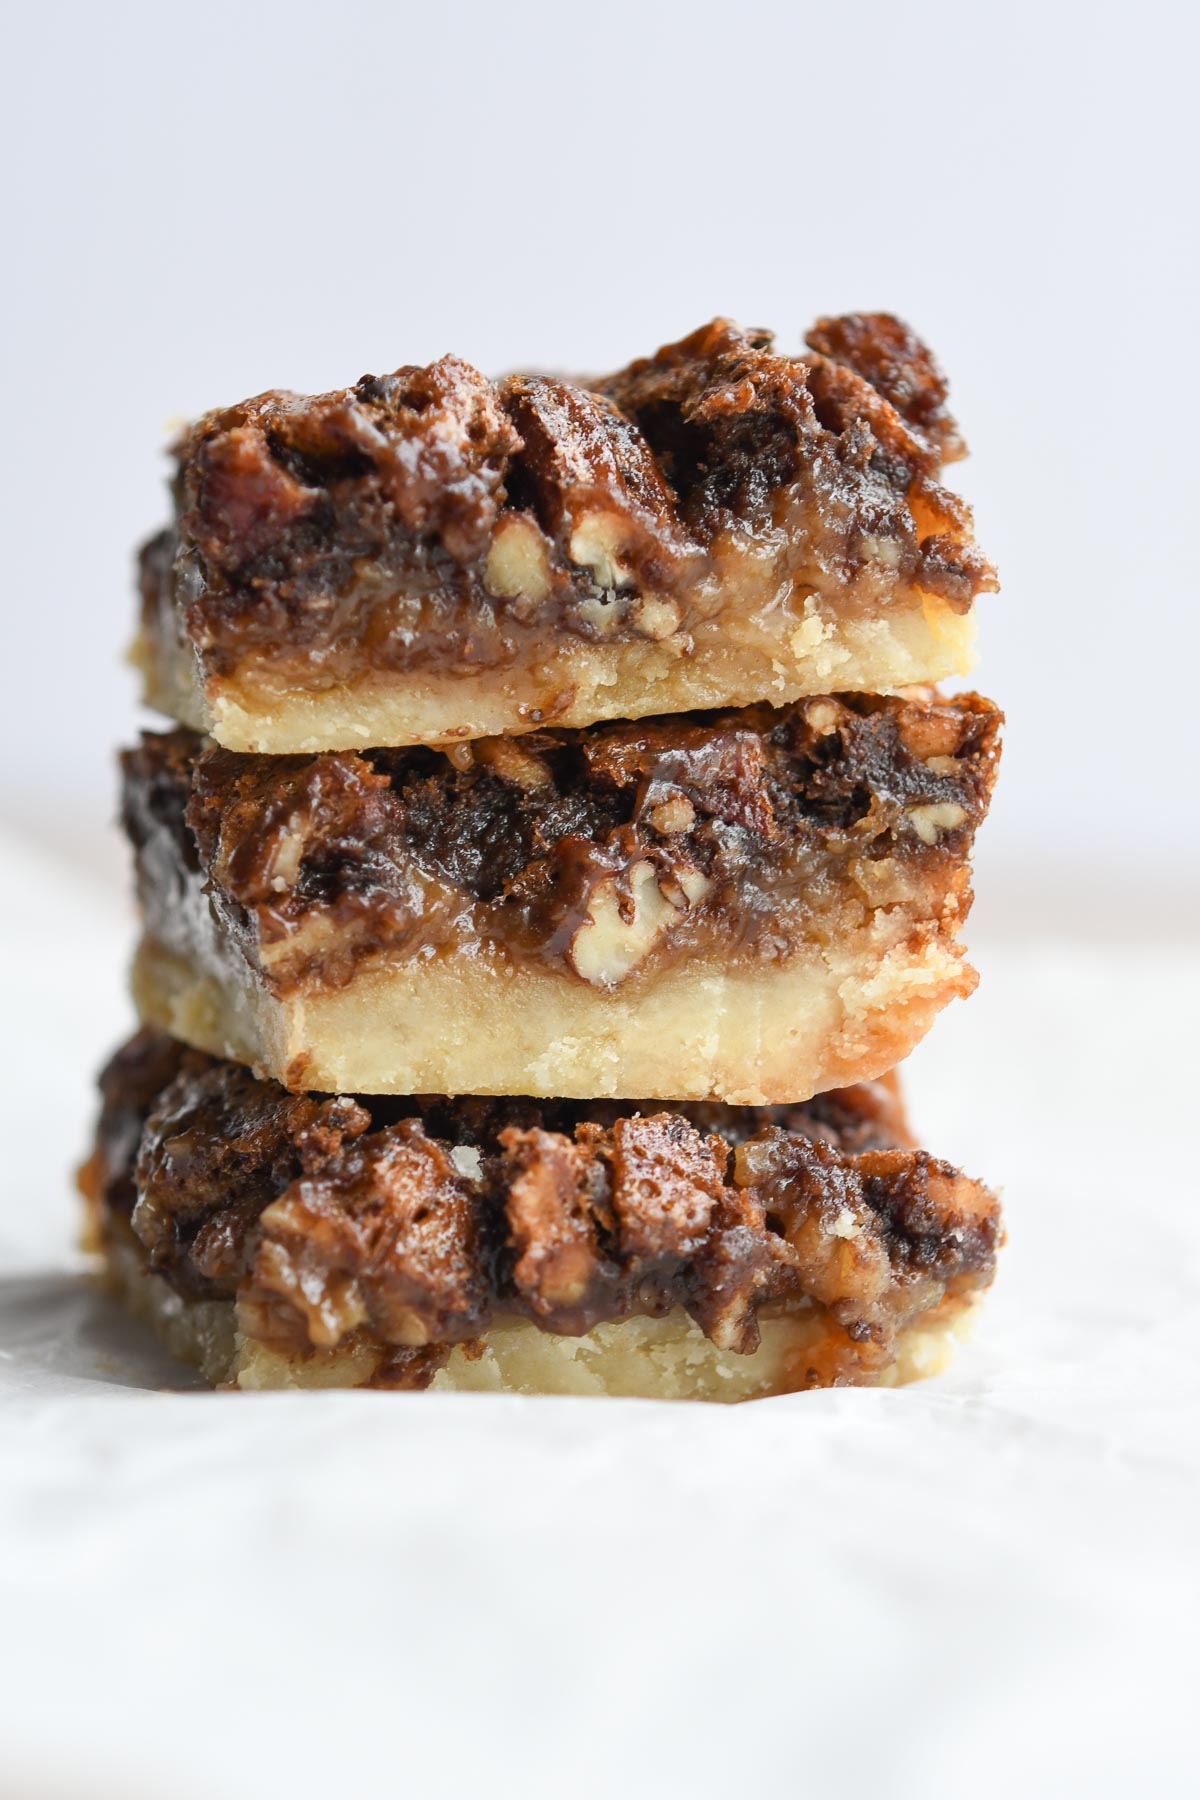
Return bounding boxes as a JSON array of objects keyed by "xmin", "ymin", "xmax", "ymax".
[{"xmin": 81, "ymin": 314, "xmax": 1004, "ymax": 1399}]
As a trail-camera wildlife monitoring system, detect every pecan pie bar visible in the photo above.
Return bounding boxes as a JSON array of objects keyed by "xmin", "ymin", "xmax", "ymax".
[
  {"xmin": 123, "ymin": 688, "xmax": 1001, "ymax": 1103},
  {"xmin": 134, "ymin": 314, "xmax": 996, "ymax": 753},
  {"xmin": 79, "ymin": 1029, "xmax": 1000, "ymax": 1399}
]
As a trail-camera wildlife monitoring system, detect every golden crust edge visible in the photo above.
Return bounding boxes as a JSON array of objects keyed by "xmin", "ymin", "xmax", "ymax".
[{"xmin": 130, "ymin": 930, "xmax": 975, "ymax": 1104}]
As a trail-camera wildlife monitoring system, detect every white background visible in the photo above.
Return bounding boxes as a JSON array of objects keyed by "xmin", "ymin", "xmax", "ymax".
[
  {"xmin": 1, "ymin": 5, "xmax": 1198, "ymax": 1798},
  {"xmin": 3, "ymin": 0, "xmax": 1198, "ymax": 922}
]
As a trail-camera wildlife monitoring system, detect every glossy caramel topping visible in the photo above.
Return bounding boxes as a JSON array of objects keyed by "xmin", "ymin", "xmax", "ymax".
[
  {"xmin": 121, "ymin": 690, "xmax": 1002, "ymax": 994},
  {"xmin": 140, "ymin": 314, "xmax": 997, "ymax": 683},
  {"xmin": 84, "ymin": 1031, "xmax": 998, "ymax": 1383}
]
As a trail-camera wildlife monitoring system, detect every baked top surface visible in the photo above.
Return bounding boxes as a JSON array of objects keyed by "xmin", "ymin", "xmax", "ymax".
[
  {"xmin": 83, "ymin": 1030, "xmax": 999, "ymax": 1387},
  {"xmin": 139, "ymin": 313, "xmax": 997, "ymax": 694},
  {"xmin": 123, "ymin": 688, "xmax": 1001, "ymax": 996}
]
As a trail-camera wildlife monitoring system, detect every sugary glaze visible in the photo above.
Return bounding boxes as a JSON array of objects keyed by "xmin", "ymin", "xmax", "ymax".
[
  {"xmin": 135, "ymin": 314, "xmax": 997, "ymax": 750},
  {"xmin": 81, "ymin": 1030, "xmax": 999, "ymax": 1397}
]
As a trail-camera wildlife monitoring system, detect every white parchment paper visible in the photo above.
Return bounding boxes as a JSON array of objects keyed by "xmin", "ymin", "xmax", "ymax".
[{"xmin": 1, "ymin": 829, "xmax": 1196, "ymax": 1800}]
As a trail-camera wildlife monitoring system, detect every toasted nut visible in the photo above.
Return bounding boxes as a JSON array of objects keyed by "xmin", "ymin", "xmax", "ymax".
[
  {"xmin": 256, "ymin": 809, "xmax": 310, "ymax": 894},
  {"xmin": 250, "ymin": 1233, "xmax": 368, "ymax": 1348},
  {"xmin": 450, "ymin": 1145, "xmax": 483, "ymax": 1181},
  {"xmin": 472, "ymin": 736, "xmax": 553, "ymax": 791},
  {"xmin": 858, "ymin": 534, "xmax": 903, "ymax": 568},
  {"xmin": 896, "ymin": 709, "xmax": 963, "ymax": 761},
  {"xmin": 568, "ymin": 861, "xmax": 711, "ymax": 988},
  {"xmin": 805, "ymin": 701, "xmax": 841, "ymax": 736},
  {"xmin": 484, "ymin": 515, "xmax": 553, "ymax": 605},
  {"xmin": 908, "ymin": 802, "xmax": 968, "ymax": 845},
  {"xmin": 569, "ymin": 511, "xmax": 634, "ymax": 590},
  {"xmin": 647, "ymin": 795, "xmax": 696, "ymax": 835}
]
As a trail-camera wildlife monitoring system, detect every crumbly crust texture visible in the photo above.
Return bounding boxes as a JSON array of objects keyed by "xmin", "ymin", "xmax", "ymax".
[
  {"xmin": 131, "ymin": 926, "xmax": 975, "ymax": 1105},
  {"xmin": 136, "ymin": 314, "xmax": 997, "ymax": 750},
  {"xmin": 80, "ymin": 1031, "xmax": 999, "ymax": 1395}
]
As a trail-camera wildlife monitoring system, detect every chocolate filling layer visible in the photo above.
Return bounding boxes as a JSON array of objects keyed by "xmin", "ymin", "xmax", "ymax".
[
  {"xmin": 140, "ymin": 313, "xmax": 996, "ymax": 691},
  {"xmin": 122, "ymin": 690, "xmax": 1001, "ymax": 996},
  {"xmin": 82, "ymin": 1031, "xmax": 999, "ymax": 1388}
]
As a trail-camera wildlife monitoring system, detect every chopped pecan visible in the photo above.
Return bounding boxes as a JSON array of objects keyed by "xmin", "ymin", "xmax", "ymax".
[{"xmin": 86, "ymin": 1033, "xmax": 1000, "ymax": 1378}]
